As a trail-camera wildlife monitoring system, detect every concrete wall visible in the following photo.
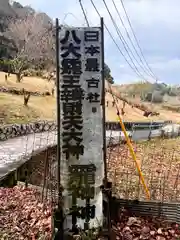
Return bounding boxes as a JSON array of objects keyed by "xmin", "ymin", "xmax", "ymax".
[{"xmin": 17, "ymin": 146, "xmax": 57, "ymax": 189}]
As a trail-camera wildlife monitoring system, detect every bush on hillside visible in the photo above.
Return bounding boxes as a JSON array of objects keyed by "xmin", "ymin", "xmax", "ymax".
[
  {"xmin": 162, "ymin": 104, "xmax": 180, "ymax": 112},
  {"xmin": 144, "ymin": 91, "xmax": 164, "ymax": 103},
  {"xmin": 105, "ymin": 63, "xmax": 114, "ymax": 84},
  {"xmin": 22, "ymin": 69, "xmax": 44, "ymax": 77}
]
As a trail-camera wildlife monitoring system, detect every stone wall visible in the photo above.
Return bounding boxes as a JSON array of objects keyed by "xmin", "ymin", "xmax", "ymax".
[
  {"xmin": 0, "ymin": 121, "xmax": 57, "ymax": 141},
  {"xmin": 17, "ymin": 146, "xmax": 57, "ymax": 190}
]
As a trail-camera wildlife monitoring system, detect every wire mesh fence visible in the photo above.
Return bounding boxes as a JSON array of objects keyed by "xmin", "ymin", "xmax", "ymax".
[
  {"xmin": 1, "ymin": 121, "xmax": 180, "ymax": 209},
  {"xmin": 0, "ymin": 126, "xmax": 57, "ymax": 197},
  {"xmin": 107, "ymin": 136, "xmax": 180, "ymax": 202},
  {"xmin": 0, "ymin": 121, "xmax": 57, "ymax": 141}
]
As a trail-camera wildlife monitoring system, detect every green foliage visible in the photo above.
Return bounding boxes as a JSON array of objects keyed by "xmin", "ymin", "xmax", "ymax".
[
  {"xmin": 22, "ymin": 68, "xmax": 44, "ymax": 77},
  {"xmin": 144, "ymin": 92, "xmax": 153, "ymax": 102},
  {"xmin": 131, "ymin": 81, "xmax": 179, "ymax": 101},
  {"xmin": 152, "ymin": 91, "xmax": 164, "ymax": 103},
  {"xmin": 104, "ymin": 63, "xmax": 114, "ymax": 84},
  {"xmin": 0, "ymin": 59, "xmax": 10, "ymax": 72},
  {"xmin": 144, "ymin": 90, "xmax": 164, "ymax": 103},
  {"xmin": 12, "ymin": 1, "xmax": 23, "ymax": 8},
  {"xmin": 168, "ymin": 87, "xmax": 178, "ymax": 96}
]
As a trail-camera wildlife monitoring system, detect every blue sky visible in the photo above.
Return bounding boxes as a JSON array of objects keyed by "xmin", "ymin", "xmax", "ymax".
[{"xmin": 17, "ymin": 0, "xmax": 180, "ymax": 85}]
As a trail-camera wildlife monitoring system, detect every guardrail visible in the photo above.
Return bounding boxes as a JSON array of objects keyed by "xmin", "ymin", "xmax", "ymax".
[{"xmin": 105, "ymin": 120, "xmax": 172, "ymax": 131}]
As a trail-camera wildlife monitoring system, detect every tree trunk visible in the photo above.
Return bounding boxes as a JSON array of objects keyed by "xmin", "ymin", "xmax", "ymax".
[
  {"xmin": 51, "ymin": 88, "xmax": 55, "ymax": 96},
  {"xmin": 24, "ymin": 93, "xmax": 31, "ymax": 106},
  {"xmin": 16, "ymin": 71, "xmax": 23, "ymax": 82},
  {"xmin": 16, "ymin": 72, "xmax": 21, "ymax": 82}
]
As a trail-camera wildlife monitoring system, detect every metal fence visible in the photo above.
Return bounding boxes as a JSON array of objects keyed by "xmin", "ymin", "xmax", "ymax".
[
  {"xmin": 0, "ymin": 120, "xmax": 170, "ymax": 141},
  {"xmin": 107, "ymin": 136, "xmax": 180, "ymax": 202},
  {"xmin": 1, "ymin": 121, "xmax": 180, "ymax": 225},
  {"xmin": 111, "ymin": 198, "xmax": 180, "ymax": 224}
]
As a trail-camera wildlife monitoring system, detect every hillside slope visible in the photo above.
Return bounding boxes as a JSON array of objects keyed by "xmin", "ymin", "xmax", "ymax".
[
  {"xmin": 107, "ymin": 81, "xmax": 180, "ymax": 122},
  {"xmin": 105, "ymin": 92, "xmax": 167, "ymax": 122},
  {"xmin": 0, "ymin": 73, "xmax": 180, "ymax": 124}
]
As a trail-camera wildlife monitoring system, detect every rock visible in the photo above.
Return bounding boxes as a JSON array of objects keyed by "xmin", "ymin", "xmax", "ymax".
[{"xmin": 127, "ymin": 217, "xmax": 139, "ymax": 226}]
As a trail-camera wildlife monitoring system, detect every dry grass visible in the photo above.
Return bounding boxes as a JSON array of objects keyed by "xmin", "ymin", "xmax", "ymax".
[
  {"xmin": 0, "ymin": 71, "xmax": 180, "ymax": 124},
  {"xmin": 0, "ymin": 93, "xmax": 56, "ymax": 124},
  {"xmin": 109, "ymin": 82, "xmax": 180, "ymax": 122},
  {"xmin": 0, "ymin": 72, "xmax": 56, "ymax": 124},
  {"xmin": 0, "ymin": 72, "xmax": 54, "ymax": 93},
  {"xmin": 106, "ymin": 92, "xmax": 167, "ymax": 122},
  {"xmin": 107, "ymin": 137, "xmax": 180, "ymax": 202},
  {"xmin": 120, "ymin": 94, "xmax": 180, "ymax": 122}
]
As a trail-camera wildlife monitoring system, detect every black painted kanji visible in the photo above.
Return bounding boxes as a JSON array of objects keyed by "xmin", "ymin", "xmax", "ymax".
[
  {"xmin": 63, "ymin": 143, "xmax": 84, "ymax": 160},
  {"xmin": 69, "ymin": 164, "xmax": 96, "ymax": 184},
  {"xmin": 63, "ymin": 101, "xmax": 82, "ymax": 116},
  {"xmin": 85, "ymin": 58, "xmax": 99, "ymax": 72},
  {"xmin": 70, "ymin": 186, "xmax": 95, "ymax": 200},
  {"xmin": 69, "ymin": 205, "xmax": 82, "ymax": 219},
  {"xmin": 61, "ymin": 43, "xmax": 81, "ymax": 58},
  {"xmin": 61, "ymin": 87, "xmax": 85, "ymax": 101},
  {"xmin": 92, "ymin": 107, "xmax": 97, "ymax": 113},
  {"xmin": 62, "ymin": 75, "xmax": 80, "ymax": 88},
  {"xmin": 86, "ymin": 78, "xmax": 99, "ymax": 88},
  {"xmin": 63, "ymin": 129, "xmax": 83, "ymax": 143},
  {"xmin": 86, "ymin": 92, "xmax": 100, "ymax": 103},
  {"xmin": 85, "ymin": 45, "xmax": 100, "ymax": 56},
  {"xmin": 61, "ymin": 58, "xmax": 82, "ymax": 75},
  {"xmin": 60, "ymin": 30, "xmax": 81, "ymax": 44},
  {"xmin": 84, "ymin": 31, "xmax": 99, "ymax": 42},
  {"xmin": 69, "ymin": 205, "xmax": 95, "ymax": 220},
  {"xmin": 81, "ymin": 205, "xmax": 96, "ymax": 219},
  {"xmin": 63, "ymin": 115, "xmax": 83, "ymax": 130}
]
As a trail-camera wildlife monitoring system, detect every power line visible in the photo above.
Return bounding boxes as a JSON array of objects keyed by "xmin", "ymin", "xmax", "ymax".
[
  {"xmin": 119, "ymin": 0, "xmax": 158, "ymax": 81},
  {"xmin": 62, "ymin": 12, "xmax": 82, "ymax": 25},
  {"xmin": 78, "ymin": 0, "xmax": 90, "ymax": 27},
  {"xmin": 89, "ymin": 0, "xmax": 148, "ymax": 81},
  {"xmin": 111, "ymin": 0, "xmax": 156, "ymax": 80},
  {"xmin": 102, "ymin": 0, "xmax": 148, "ymax": 81}
]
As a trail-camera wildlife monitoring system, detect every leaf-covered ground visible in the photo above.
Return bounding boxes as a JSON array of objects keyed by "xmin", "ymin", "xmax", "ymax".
[
  {"xmin": 0, "ymin": 186, "xmax": 52, "ymax": 240},
  {"xmin": 0, "ymin": 186, "xmax": 180, "ymax": 239},
  {"xmin": 107, "ymin": 138, "xmax": 180, "ymax": 201},
  {"xmin": 112, "ymin": 208, "xmax": 180, "ymax": 240}
]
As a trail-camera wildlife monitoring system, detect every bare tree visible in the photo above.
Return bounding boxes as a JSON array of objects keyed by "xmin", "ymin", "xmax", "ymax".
[
  {"xmin": 24, "ymin": 92, "xmax": 31, "ymax": 106},
  {"xmin": 5, "ymin": 74, "xmax": 8, "ymax": 82},
  {"xmin": 5, "ymin": 13, "xmax": 55, "ymax": 82}
]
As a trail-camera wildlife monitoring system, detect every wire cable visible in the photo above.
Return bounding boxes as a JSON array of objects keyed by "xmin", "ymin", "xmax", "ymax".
[
  {"xmin": 79, "ymin": 0, "xmax": 90, "ymax": 27},
  {"xmin": 78, "ymin": 0, "xmax": 151, "ymax": 199},
  {"xmin": 107, "ymin": 81, "xmax": 150, "ymax": 200},
  {"xmin": 111, "ymin": 0, "xmax": 156, "ymax": 80},
  {"xmin": 102, "ymin": 0, "xmax": 151, "ymax": 81},
  {"xmin": 62, "ymin": 12, "xmax": 83, "ymax": 25},
  {"xmin": 89, "ymin": 0, "xmax": 148, "ymax": 81},
  {"xmin": 120, "ymin": 0, "xmax": 158, "ymax": 81}
]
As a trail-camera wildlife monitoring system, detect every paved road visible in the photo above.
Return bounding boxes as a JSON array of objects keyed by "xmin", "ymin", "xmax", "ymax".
[
  {"xmin": 0, "ymin": 131, "xmax": 57, "ymax": 179},
  {"xmin": 0, "ymin": 124, "xmax": 179, "ymax": 180}
]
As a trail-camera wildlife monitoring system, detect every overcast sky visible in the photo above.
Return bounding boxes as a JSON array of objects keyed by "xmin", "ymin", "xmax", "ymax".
[{"xmin": 17, "ymin": 0, "xmax": 180, "ymax": 85}]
